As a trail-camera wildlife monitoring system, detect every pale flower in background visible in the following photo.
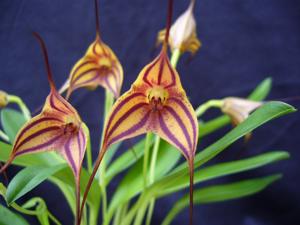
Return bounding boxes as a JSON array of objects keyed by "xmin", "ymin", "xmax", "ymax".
[{"xmin": 156, "ymin": 0, "xmax": 201, "ymax": 55}]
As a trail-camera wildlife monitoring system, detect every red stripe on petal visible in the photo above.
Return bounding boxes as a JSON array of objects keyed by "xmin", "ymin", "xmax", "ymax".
[
  {"xmin": 14, "ymin": 126, "xmax": 61, "ymax": 151},
  {"xmin": 158, "ymin": 112, "xmax": 189, "ymax": 158}
]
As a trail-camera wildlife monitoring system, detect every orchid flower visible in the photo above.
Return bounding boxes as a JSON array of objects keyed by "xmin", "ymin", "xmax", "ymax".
[
  {"xmin": 0, "ymin": 33, "xmax": 88, "ymax": 224},
  {"xmin": 60, "ymin": 0, "xmax": 123, "ymax": 99},
  {"xmin": 157, "ymin": 0, "xmax": 201, "ymax": 55},
  {"xmin": 222, "ymin": 97, "xmax": 263, "ymax": 141},
  {"xmin": 79, "ymin": 0, "xmax": 198, "ymax": 224}
]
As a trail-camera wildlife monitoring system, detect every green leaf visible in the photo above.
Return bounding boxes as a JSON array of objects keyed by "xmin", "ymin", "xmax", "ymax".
[
  {"xmin": 52, "ymin": 166, "xmax": 101, "ymax": 207},
  {"xmin": 153, "ymin": 101, "xmax": 295, "ymax": 189},
  {"xmin": 248, "ymin": 77, "xmax": 272, "ymax": 101},
  {"xmin": 1, "ymin": 108, "xmax": 26, "ymax": 143},
  {"xmin": 0, "ymin": 204, "xmax": 30, "ymax": 225},
  {"xmin": 6, "ymin": 164, "xmax": 66, "ymax": 204},
  {"xmin": 158, "ymin": 151, "xmax": 289, "ymax": 196},
  {"xmin": 0, "ymin": 142, "xmax": 64, "ymax": 167},
  {"xmin": 162, "ymin": 174, "xmax": 281, "ymax": 225},
  {"xmin": 106, "ymin": 138, "xmax": 152, "ymax": 183},
  {"xmin": 108, "ymin": 140, "xmax": 181, "ymax": 220},
  {"xmin": 105, "ymin": 142, "xmax": 122, "ymax": 165}
]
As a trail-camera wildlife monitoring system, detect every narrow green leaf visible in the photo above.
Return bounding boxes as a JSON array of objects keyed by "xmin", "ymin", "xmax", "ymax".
[
  {"xmin": 0, "ymin": 204, "xmax": 30, "ymax": 225},
  {"xmin": 158, "ymin": 151, "xmax": 289, "ymax": 196},
  {"xmin": 248, "ymin": 77, "xmax": 272, "ymax": 101},
  {"xmin": 0, "ymin": 142, "xmax": 63, "ymax": 167},
  {"xmin": 162, "ymin": 174, "xmax": 281, "ymax": 225},
  {"xmin": 50, "ymin": 178, "xmax": 76, "ymax": 215},
  {"xmin": 1, "ymin": 108, "xmax": 27, "ymax": 143},
  {"xmin": 105, "ymin": 142, "xmax": 122, "ymax": 165},
  {"xmin": 52, "ymin": 166, "xmax": 101, "ymax": 207},
  {"xmin": 106, "ymin": 138, "xmax": 152, "ymax": 183},
  {"xmin": 6, "ymin": 164, "xmax": 66, "ymax": 204}
]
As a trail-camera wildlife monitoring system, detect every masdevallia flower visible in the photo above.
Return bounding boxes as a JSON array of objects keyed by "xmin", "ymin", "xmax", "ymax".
[
  {"xmin": 61, "ymin": 0, "xmax": 123, "ymax": 99},
  {"xmin": 156, "ymin": 0, "xmax": 201, "ymax": 55},
  {"xmin": 0, "ymin": 33, "xmax": 88, "ymax": 224},
  {"xmin": 80, "ymin": 0, "xmax": 198, "ymax": 224},
  {"xmin": 222, "ymin": 97, "xmax": 263, "ymax": 141}
]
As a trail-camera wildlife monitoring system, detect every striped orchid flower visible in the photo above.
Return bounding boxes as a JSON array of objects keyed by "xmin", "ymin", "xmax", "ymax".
[
  {"xmin": 61, "ymin": 0, "xmax": 123, "ymax": 99},
  {"xmin": 0, "ymin": 33, "xmax": 88, "ymax": 224},
  {"xmin": 80, "ymin": 0, "xmax": 198, "ymax": 224}
]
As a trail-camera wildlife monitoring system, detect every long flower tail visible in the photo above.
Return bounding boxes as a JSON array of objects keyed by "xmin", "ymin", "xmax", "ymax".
[
  {"xmin": 189, "ymin": 158, "xmax": 194, "ymax": 225},
  {"xmin": 0, "ymin": 155, "xmax": 14, "ymax": 174},
  {"xmin": 162, "ymin": 0, "xmax": 173, "ymax": 52},
  {"xmin": 94, "ymin": 0, "xmax": 101, "ymax": 39},
  {"xmin": 75, "ymin": 173, "xmax": 81, "ymax": 225},
  {"xmin": 78, "ymin": 145, "xmax": 107, "ymax": 224}
]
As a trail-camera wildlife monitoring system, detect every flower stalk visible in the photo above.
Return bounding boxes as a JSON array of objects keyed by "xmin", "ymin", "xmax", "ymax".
[
  {"xmin": 6, "ymin": 95, "xmax": 31, "ymax": 121},
  {"xmin": 195, "ymin": 99, "xmax": 224, "ymax": 117},
  {"xmin": 99, "ymin": 90, "xmax": 114, "ymax": 220}
]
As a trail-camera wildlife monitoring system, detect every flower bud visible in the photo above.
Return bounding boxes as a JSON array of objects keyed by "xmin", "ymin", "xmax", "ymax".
[
  {"xmin": 157, "ymin": 0, "xmax": 201, "ymax": 55},
  {"xmin": 0, "ymin": 91, "xmax": 8, "ymax": 108},
  {"xmin": 222, "ymin": 97, "xmax": 263, "ymax": 141}
]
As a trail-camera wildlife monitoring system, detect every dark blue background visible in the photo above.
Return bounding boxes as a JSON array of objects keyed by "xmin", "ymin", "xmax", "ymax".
[{"xmin": 0, "ymin": 0, "xmax": 299, "ymax": 224}]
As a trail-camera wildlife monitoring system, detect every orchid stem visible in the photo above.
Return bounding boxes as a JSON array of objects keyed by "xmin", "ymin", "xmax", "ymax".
[
  {"xmin": 7, "ymin": 95, "xmax": 31, "ymax": 121},
  {"xmin": 145, "ymin": 200, "xmax": 155, "ymax": 225},
  {"xmin": 149, "ymin": 135, "xmax": 160, "ymax": 184},
  {"xmin": 99, "ymin": 90, "xmax": 114, "ymax": 222},
  {"xmin": 195, "ymin": 99, "xmax": 224, "ymax": 117},
  {"xmin": 170, "ymin": 48, "xmax": 181, "ymax": 68},
  {"xmin": 133, "ymin": 201, "xmax": 148, "ymax": 225},
  {"xmin": 12, "ymin": 198, "xmax": 61, "ymax": 225},
  {"xmin": 48, "ymin": 211, "xmax": 63, "ymax": 225},
  {"xmin": 113, "ymin": 205, "xmax": 122, "ymax": 225},
  {"xmin": 143, "ymin": 135, "xmax": 160, "ymax": 225},
  {"xmin": 86, "ymin": 132, "xmax": 92, "ymax": 173},
  {"xmin": 143, "ymin": 133, "xmax": 153, "ymax": 187}
]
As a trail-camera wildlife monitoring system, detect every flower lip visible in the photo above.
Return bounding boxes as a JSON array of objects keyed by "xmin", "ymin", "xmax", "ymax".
[
  {"xmin": 63, "ymin": 122, "xmax": 79, "ymax": 135},
  {"xmin": 147, "ymin": 86, "xmax": 169, "ymax": 111},
  {"xmin": 98, "ymin": 57, "xmax": 112, "ymax": 69}
]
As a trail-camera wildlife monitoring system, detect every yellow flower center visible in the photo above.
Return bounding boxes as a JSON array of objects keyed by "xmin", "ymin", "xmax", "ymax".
[
  {"xmin": 147, "ymin": 86, "xmax": 169, "ymax": 111},
  {"xmin": 98, "ymin": 58, "xmax": 112, "ymax": 69},
  {"xmin": 64, "ymin": 116, "xmax": 80, "ymax": 135}
]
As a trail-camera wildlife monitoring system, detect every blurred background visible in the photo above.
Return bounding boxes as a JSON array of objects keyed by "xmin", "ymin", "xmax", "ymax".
[{"xmin": 0, "ymin": 0, "xmax": 299, "ymax": 224}]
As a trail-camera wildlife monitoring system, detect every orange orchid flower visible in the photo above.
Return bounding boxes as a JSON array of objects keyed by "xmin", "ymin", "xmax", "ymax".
[
  {"xmin": 79, "ymin": 0, "xmax": 198, "ymax": 224},
  {"xmin": 61, "ymin": 0, "xmax": 123, "ymax": 99},
  {"xmin": 0, "ymin": 33, "xmax": 88, "ymax": 224}
]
